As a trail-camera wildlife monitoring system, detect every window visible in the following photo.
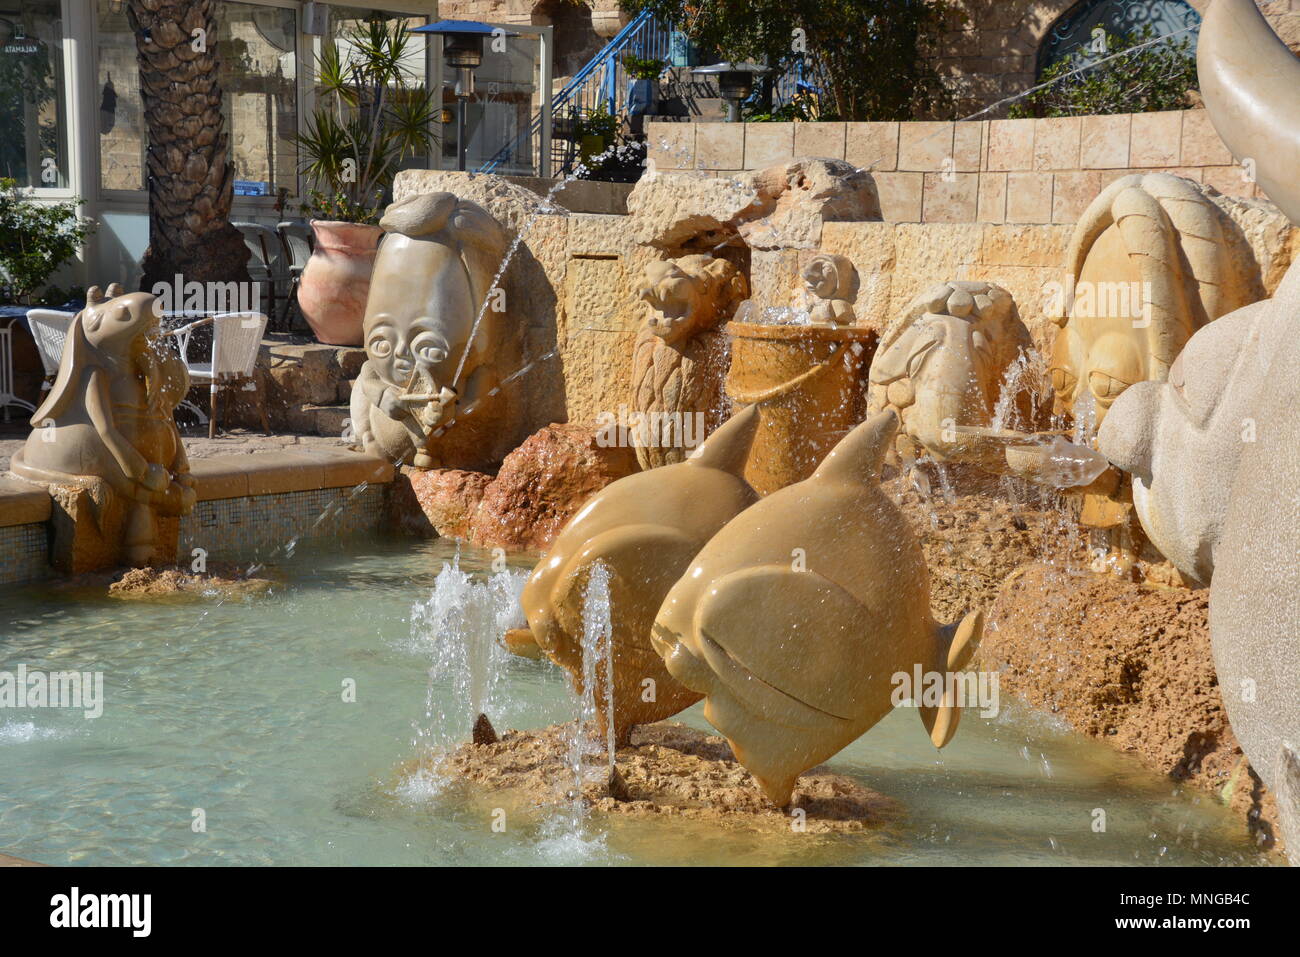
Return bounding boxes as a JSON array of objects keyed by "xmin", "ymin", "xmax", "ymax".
[
  {"xmin": 215, "ymin": 0, "xmax": 298, "ymax": 197},
  {"xmin": 97, "ymin": 0, "xmax": 145, "ymax": 191},
  {"xmin": 1039, "ymin": 0, "xmax": 1202, "ymax": 77},
  {"xmin": 0, "ymin": 0, "xmax": 70, "ymax": 189},
  {"xmin": 98, "ymin": 0, "xmax": 300, "ymax": 196}
]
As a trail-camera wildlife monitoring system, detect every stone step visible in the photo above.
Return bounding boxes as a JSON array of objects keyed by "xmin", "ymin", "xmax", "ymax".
[{"xmin": 305, "ymin": 404, "xmax": 351, "ymax": 438}]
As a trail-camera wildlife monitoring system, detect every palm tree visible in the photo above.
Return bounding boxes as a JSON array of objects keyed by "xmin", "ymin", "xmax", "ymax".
[{"xmin": 128, "ymin": 0, "xmax": 249, "ymax": 289}]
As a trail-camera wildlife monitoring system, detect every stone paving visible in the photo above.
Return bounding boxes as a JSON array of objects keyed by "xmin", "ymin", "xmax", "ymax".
[{"xmin": 0, "ymin": 423, "xmax": 349, "ymax": 471}]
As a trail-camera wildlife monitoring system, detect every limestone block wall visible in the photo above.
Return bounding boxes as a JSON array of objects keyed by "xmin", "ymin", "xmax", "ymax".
[{"xmin": 648, "ymin": 109, "xmax": 1268, "ymax": 224}]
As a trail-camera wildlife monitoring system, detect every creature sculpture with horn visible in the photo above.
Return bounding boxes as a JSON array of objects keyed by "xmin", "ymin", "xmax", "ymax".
[{"xmin": 11, "ymin": 285, "xmax": 195, "ymax": 566}]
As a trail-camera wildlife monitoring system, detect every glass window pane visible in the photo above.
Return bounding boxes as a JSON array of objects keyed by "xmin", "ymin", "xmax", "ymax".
[
  {"xmin": 445, "ymin": 29, "xmax": 539, "ymax": 174},
  {"xmin": 0, "ymin": 0, "xmax": 70, "ymax": 189},
  {"xmin": 215, "ymin": 0, "xmax": 298, "ymax": 197},
  {"xmin": 97, "ymin": 0, "xmax": 145, "ymax": 191}
]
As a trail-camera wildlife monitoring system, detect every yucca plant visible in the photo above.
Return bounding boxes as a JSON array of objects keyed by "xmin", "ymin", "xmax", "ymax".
[{"xmin": 296, "ymin": 20, "xmax": 438, "ymax": 224}]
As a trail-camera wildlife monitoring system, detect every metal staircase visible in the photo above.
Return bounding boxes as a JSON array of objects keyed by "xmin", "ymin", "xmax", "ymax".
[{"xmin": 479, "ymin": 11, "xmax": 671, "ymax": 176}]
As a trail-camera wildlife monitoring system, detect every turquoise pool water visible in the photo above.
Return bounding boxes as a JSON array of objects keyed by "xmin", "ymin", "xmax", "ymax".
[{"xmin": 0, "ymin": 538, "xmax": 1273, "ymax": 866}]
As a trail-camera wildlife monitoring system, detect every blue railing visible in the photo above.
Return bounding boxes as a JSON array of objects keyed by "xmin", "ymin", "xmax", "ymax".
[{"xmin": 480, "ymin": 11, "xmax": 671, "ymax": 176}]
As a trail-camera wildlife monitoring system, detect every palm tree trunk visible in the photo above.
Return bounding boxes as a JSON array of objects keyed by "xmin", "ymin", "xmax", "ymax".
[{"xmin": 128, "ymin": 0, "xmax": 250, "ymax": 289}]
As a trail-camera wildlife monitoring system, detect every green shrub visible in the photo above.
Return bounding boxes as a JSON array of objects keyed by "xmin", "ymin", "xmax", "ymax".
[
  {"xmin": 1009, "ymin": 27, "xmax": 1198, "ymax": 119},
  {"xmin": 0, "ymin": 177, "xmax": 95, "ymax": 305}
]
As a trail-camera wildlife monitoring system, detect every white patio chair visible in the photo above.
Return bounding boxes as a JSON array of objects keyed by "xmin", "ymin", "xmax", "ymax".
[
  {"xmin": 25, "ymin": 309, "xmax": 76, "ymax": 389},
  {"xmin": 169, "ymin": 311, "xmax": 271, "ymax": 438}
]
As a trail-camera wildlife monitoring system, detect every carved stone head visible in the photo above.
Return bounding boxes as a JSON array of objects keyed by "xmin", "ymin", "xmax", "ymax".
[
  {"xmin": 801, "ymin": 253, "xmax": 858, "ymax": 325},
  {"xmin": 363, "ymin": 193, "xmax": 508, "ymax": 398},
  {"xmin": 868, "ymin": 281, "xmax": 1032, "ymax": 464},
  {"xmin": 636, "ymin": 254, "xmax": 747, "ymax": 347}
]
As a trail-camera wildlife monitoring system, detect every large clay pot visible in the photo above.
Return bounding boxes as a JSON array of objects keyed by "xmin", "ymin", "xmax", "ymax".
[
  {"xmin": 297, "ymin": 220, "xmax": 382, "ymax": 346},
  {"xmin": 724, "ymin": 321, "xmax": 876, "ymax": 495}
]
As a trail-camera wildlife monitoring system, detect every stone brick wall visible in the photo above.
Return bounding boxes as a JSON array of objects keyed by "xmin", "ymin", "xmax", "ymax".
[{"xmin": 648, "ymin": 108, "xmax": 1266, "ymax": 225}]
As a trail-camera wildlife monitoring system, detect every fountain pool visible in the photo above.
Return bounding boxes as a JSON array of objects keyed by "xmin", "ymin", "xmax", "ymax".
[{"xmin": 0, "ymin": 538, "xmax": 1274, "ymax": 867}]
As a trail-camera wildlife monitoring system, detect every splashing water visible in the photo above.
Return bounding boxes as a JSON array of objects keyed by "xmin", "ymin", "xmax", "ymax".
[
  {"xmin": 990, "ymin": 349, "xmax": 1048, "ymax": 433},
  {"xmin": 408, "ymin": 552, "xmax": 527, "ymax": 756}
]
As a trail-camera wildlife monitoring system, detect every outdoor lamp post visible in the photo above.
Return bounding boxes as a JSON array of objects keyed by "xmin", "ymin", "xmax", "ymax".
[
  {"xmin": 415, "ymin": 20, "xmax": 511, "ymax": 171},
  {"xmin": 690, "ymin": 62, "xmax": 772, "ymax": 123}
]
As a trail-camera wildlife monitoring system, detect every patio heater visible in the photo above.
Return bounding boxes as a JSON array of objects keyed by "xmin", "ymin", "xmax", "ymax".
[
  {"xmin": 690, "ymin": 62, "xmax": 772, "ymax": 123},
  {"xmin": 415, "ymin": 20, "xmax": 514, "ymax": 171}
]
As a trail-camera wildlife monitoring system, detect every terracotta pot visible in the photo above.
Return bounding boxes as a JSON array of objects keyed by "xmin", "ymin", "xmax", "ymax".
[
  {"xmin": 297, "ymin": 220, "xmax": 382, "ymax": 346},
  {"xmin": 724, "ymin": 321, "xmax": 877, "ymax": 496}
]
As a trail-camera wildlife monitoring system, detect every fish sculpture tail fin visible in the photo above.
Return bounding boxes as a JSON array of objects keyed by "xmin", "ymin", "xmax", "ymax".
[{"xmin": 919, "ymin": 608, "xmax": 985, "ymax": 749}]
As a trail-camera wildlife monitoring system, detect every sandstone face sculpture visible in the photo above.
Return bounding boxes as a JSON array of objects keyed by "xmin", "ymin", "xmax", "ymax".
[
  {"xmin": 349, "ymin": 192, "xmax": 511, "ymax": 470},
  {"xmin": 1098, "ymin": 0, "xmax": 1300, "ymax": 860},
  {"xmin": 867, "ymin": 281, "xmax": 1033, "ymax": 469},
  {"xmin": 11, "ymin": 285, "xmax": 196, "ymax": 565},
  {"xmin": 629, "ymin": 254, "xmax": 747, "ymax": 469},
  {"xmin": 506, "ymin": 406, "xmax": 761, "ymax": 742},
  {"xmin": 652, "ymin": 410, "xmax": 984, "ymax": 806},
  {"xmin": 801, "ymin": 253, "xmax": 858, "ymax": 326}
]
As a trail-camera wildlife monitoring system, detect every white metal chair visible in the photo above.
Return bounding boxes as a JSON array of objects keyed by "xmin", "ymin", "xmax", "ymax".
[
  {"xmin": 24, "ymin": 309, "xmax": 76, "ymax": 389},
  {"xmin": 169, "ymin": 311, "xmax": 271, "ymax": 438}
]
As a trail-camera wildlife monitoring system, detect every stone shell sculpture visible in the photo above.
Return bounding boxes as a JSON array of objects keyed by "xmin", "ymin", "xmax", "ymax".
[
  {"xmin": 1044, "ymin": 171, "xmax": 1260, "ymax": 575},
  {"xmin": 11, "ymin": 286, "xmax": 195, "ymax": 565},
  {"xmin": 629, "ymin": 254, "xmax": 748, "ymax": 470},
  {"xmin": 867, "ymin": 281, "xmax": 1033, "ymax": 468},
  {"xmin": 1099, "ymin": 0, "xmax": 1300, "ymax": 861},
  {"xmin": 801, "ymin": 253, "xmax": 857, "ymax": 326},
  {"xmin": 651, "ymin": 410, "xmax": 984, "ymax": 806},
  {"xmin": 506, "ymin": 406, "xmax": 761, "ymax": 742},
  {"xmin": 349, "ymin": 192, "xmax": 511, "ymax": 470},
  {"xmin": 1048, "ymin": 172, "xmax": 1258, "ymax": 428}
]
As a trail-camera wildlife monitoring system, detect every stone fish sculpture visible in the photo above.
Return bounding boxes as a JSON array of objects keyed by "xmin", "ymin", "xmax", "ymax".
[
  {"xmin": 11, "ymin": 286, "xmax": 195, "ymax": 565},
  {"xmin": 1098, "ymin": 0, "xmax": 1300, "ymax": 860},
  {"xmin": 867, "ymin": 280, "xmax": 1033, "ymax": 469},
  {"xmin": 505, "ymin": 406, "xmax": 761, "ymax": 742},
  {"xmin": 629, "ymin": 254, "xmax": 747, "ymax": 470},
  {"xmin": 651, "ymin": 410, "xmax": 984, "ymax": 806},
  {"xmin": 801, "ymin": 253, "xmax": 857, "ymax": 326},
  {"xmin": 349, "ymin": 192, "xmax": 510, "ymax": 469}
]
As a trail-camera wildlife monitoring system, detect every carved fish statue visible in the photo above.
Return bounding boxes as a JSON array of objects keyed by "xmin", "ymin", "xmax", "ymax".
[
  {"xmin": 506, "ymin": 406, "xmax": 761, "ymax": 742},
  {"xmin": 651, "ymin": 410, "xmax": 984, "ymax": 806}
]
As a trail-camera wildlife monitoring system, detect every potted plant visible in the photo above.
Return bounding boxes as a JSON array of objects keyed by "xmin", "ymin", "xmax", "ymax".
[
  {"xmin": 0, "ymin": 177, "xmax": 95, "ymax": 306},
  {"xmin": 622, "ymin": 54, "xmax": 665, "ymax": 118},
  {"xmin": 294, "ymin": 20, "xmax": 437, "ymax": 345}
]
